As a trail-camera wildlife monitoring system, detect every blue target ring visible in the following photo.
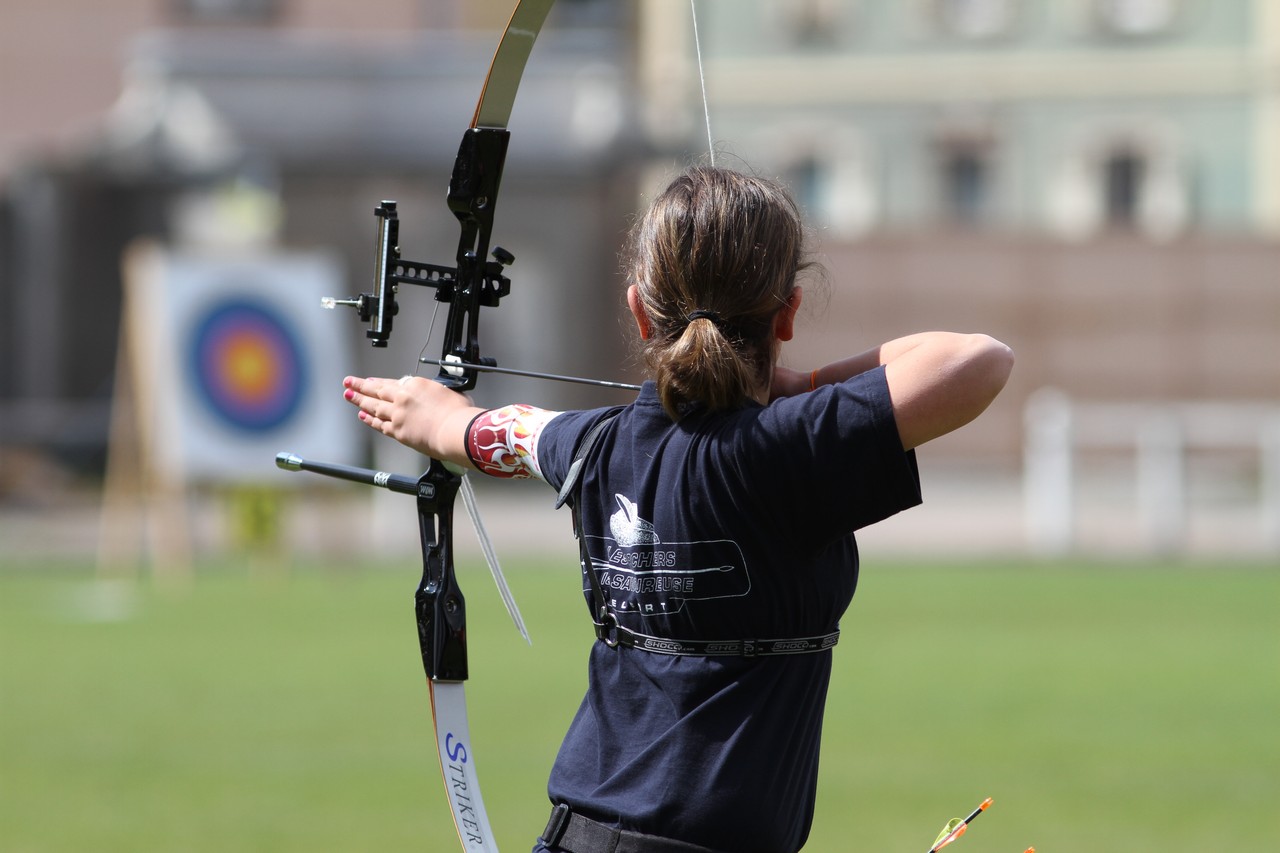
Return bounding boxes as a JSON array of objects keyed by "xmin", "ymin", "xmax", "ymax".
[{"xmin": 188, "ymin": 298, "xmax": 308, "ymax": 432}]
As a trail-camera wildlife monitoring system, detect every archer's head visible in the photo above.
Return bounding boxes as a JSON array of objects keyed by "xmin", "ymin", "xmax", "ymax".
[{"xmin": 624, "ymin": 166, "xmax": 817, "ymax": 420}]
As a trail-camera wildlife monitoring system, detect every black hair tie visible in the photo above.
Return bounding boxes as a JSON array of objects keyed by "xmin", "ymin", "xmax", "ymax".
[{"xmin": 685, "ymin": 309, "xmax": 725, "ymax": 326}]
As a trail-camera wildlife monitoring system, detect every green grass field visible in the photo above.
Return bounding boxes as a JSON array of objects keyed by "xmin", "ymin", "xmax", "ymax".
[{"xmin": 1, "ymin": 558, "xmax": 1275, "ymax": 852}]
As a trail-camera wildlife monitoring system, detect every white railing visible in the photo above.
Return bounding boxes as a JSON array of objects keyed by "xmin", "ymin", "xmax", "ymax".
[{"xmin": 1024, "ymin": 389, "xmax": 1280, "ymax": 556}]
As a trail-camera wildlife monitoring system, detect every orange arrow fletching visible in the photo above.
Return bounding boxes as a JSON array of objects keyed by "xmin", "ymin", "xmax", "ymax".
[{"xmin": 928, "ymin": 797, "xmax": 994, "ymax": 853}]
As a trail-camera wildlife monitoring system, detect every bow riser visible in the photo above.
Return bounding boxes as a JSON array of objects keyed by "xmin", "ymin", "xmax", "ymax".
[{"xmin": 439, "ymin": 127, "xmax": 514, "ymax": 391}]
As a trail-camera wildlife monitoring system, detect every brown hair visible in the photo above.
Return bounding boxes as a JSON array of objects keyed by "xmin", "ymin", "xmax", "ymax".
[{"xmin": 626, "ymin": 167, "xmax": 814, "ymax": 419}]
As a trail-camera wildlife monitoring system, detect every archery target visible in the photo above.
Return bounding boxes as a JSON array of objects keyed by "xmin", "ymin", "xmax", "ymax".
[
  {"xmin": 127, "ymin": 246, "xmax": 362, "ymax": 483},
  {"xmin": 187, "ymin": 298, "xmax": 308, "ymax": 432}
]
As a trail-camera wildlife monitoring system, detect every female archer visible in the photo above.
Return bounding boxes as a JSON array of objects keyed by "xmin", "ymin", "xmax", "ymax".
[{"xmin": 343, "ymin": 166, "xmax": 1014, "ymax": 853}]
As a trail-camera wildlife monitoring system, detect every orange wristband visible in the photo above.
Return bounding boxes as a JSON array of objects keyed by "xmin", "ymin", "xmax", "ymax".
[{"xmin": 809, "ymin": 368, "xmax": 820, "ymax": 391}]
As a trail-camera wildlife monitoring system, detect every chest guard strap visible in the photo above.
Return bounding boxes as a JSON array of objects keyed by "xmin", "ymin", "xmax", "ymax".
[{"xmin": 596, "ymin": 623, "xmax": 840, "ymax": 657}]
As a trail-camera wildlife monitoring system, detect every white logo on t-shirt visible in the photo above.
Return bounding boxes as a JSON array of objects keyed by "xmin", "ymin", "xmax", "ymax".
[
  {"xmin": 609, "ymin": 494, "xmax": 660, "ymax": 546},
  {"xmin": 589, "ymin": 493, "xmax": 750, "ymax": 615}
]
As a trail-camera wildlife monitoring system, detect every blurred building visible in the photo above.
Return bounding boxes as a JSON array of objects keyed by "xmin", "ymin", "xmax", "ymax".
[
  {"xmin": 638, "ymin": 0, "xmax": 1279, "ymax": 472},
  {"xmin": 643, "ymin": 0, "xmax": 1280, "ymax": 240},
  {"xmin": 0, "ymin": 0, "xmax": 1276, "ymax": 555},
  {"xmin": 0, "ymin": 0, "xmax": 639, "ymax": 477}
]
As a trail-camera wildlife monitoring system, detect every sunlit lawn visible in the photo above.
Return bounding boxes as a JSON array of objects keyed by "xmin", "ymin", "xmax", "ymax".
[{"xmin": 1, "ymin": 558, "xmax": 1275, "ymax": 851}]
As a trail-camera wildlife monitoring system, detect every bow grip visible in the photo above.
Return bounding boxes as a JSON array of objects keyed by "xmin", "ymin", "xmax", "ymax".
[{"xmin": 413, "ymin": 460, "xmax": 469, "ymax": 682}]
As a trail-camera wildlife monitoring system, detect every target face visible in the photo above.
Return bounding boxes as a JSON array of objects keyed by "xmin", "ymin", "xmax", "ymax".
[
  {"xmin": 132, "ymin": 247, "xmax": 359, "ymax": 483},
  {"xmin": 187, "ymin": 298, "xmax": 308, "ymax": 433}
]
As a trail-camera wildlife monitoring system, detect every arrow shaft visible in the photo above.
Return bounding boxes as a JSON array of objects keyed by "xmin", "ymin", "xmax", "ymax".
[{"xmin": 418, "ymin": 357, "xmax": 641, "ymax": 391}]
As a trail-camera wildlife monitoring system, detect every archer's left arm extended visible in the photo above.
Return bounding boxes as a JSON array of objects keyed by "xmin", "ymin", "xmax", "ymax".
[{"xmin": 343, "ymin": 375, "xmax": 558, "ymax": 479}]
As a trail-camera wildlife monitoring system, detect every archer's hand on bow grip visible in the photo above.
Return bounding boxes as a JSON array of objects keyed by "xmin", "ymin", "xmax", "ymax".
[{"xmin": 343, "ymin": 375, "xmax": 483, "ymax": 469}]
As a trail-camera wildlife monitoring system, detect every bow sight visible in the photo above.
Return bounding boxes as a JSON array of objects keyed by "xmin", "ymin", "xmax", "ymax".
[{"xmin": 324, "ymin": 127, "xmax": 516, "ymax": 393}]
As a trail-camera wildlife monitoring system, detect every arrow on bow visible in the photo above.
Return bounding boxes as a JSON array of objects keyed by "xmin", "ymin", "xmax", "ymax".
[{"xmin": 281, "ymin": 2, "xmax": 561, "ymax": 851}]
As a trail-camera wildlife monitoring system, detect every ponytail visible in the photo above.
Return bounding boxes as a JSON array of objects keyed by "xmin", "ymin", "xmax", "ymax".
[
  {"xmin": 626, "ymin": 167, "xmax": 813, "ymax": 419},
  {"xmin": 655, "ymin": 311, "xmax": 764, "ymax": 417}
]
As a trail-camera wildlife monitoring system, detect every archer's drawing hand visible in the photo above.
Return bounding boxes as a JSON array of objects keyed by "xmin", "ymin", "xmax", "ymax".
[{"xmin": 343, "ymin": 375, "xmax": 482, "ymax": 467}]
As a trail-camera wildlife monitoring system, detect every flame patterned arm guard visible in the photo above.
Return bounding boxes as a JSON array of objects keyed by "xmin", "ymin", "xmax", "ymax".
[{"xmin": 465, "ymin": 404, "xmax": 562, "ymax": 480}]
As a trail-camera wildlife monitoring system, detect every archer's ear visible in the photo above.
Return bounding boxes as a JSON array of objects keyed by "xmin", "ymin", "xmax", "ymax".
[
  {"xmin": 627, "ymin": 284, "xmax": 652, "ymax": 341},
  {"xmin": 774, "ymin": 287, "xmax": 802, "ymax": 342}
]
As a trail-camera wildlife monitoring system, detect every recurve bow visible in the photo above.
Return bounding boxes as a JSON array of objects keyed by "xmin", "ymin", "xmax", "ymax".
[{"xmin": 280, "ymin": 3, "xmax": 559, "ymax": 850}]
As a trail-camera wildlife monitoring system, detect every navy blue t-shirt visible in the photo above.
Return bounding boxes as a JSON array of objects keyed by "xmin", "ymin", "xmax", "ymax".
[{"xmin": 533, "ymin": 367, "xmax": 921, "ymax": 853}]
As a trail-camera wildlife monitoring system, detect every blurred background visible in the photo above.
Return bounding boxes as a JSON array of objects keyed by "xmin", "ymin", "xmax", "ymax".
[
  {"xmin": 1, "ymin": 0, "xmax": 1277, "ymax": 564},
  {"xmin": 0, "ymin": 1, "xmax": 1277, "ymax": 850}
]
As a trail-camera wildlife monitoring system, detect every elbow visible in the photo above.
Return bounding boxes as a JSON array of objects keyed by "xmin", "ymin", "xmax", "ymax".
[
  {"xmin": 888, "ymin": 333, "xmax": 1015, "ymax": 450},
  {"xmin": 951, "ymin": 334, "xmax": 1015, "ymax": 424},
  {"xmin": 973, "ymin": 334, "xmax": 1015, "ymax": 397}
]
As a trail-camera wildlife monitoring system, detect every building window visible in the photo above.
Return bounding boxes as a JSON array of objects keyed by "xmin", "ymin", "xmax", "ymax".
[
  {"xmin": 770, "ymin": 0, "xmax": 846, "ymax": 48},
  {"xmin": 934, "ymin": 0, "xmax": 1017, "ymax": 39},
  {"xmin": 757, "ymin": 124, "xmax": 879, "ymax": 239},
  {"xmin": 1048, "ymin": 125, "xmax": 1188, "ymax": 240},
  {"xmin": 933, "ymin": 116, "xmax": 998, "ymax": 226},
  {"xmin": 173, "ymin": 0, "xmax": 277, "ymax": 24},
  {"xmin": 1095, "ymin": 0, "xmax": 1178, "ymax": 37},
  {"xmin": 940, "ymin": 146, "xmax": 992, "ymax": 224},
  {"xmin": 1103, "ymin": 148, "xmax": 1145, "ymax": 226},
  {"xmin": 786, "ymin": 158, "xmax": 824, "ymax": 219},
  {"xmin": 787, "ymin": 154, "xmax": 879, "ymax": 239}
]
